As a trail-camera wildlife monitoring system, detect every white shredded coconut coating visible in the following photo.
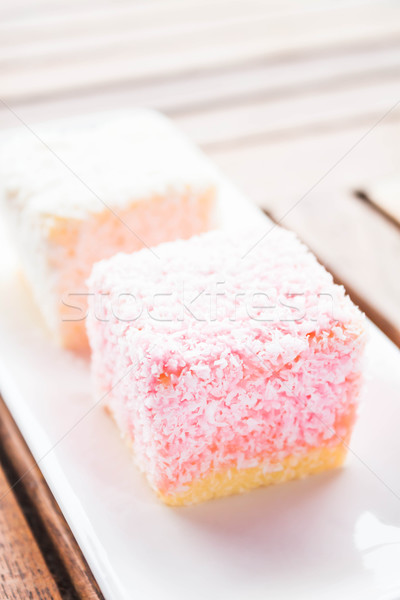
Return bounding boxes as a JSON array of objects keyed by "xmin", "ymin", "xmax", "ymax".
[{"xmin": 0, "ymin": 110, "xmax": 215, "ymax": 219}]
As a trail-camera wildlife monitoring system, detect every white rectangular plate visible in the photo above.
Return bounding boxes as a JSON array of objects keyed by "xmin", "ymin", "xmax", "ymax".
[{"xmin": 0, "ymin": 113, "xmax": 400, "ymax": 600}]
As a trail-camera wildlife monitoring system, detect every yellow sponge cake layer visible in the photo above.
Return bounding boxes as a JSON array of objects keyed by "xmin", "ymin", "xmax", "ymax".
[{"xmin": 159, "ymin": 445, "xmax": 348, "ymax": 506}]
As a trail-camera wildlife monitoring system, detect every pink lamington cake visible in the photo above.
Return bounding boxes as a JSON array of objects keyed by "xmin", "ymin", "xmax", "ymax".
[{"xmin": 86, "ymin": 227, "xmax": 366, "ymax": 506}]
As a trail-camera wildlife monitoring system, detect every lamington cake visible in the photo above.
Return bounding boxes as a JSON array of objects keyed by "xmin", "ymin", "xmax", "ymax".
[
  {"xmin": 86, "ymin": 227, "xmax": 366, "ymax": 506},
  {"xmin": 0, "ymin": 110, "xmax": 216, "ymax": 350}
]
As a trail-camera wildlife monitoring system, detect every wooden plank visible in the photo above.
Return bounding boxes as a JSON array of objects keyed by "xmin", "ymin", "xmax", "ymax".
[
  {"xmin": 206, "ymin": 120, "xmax": 400, "ymax": 346},
  {"xmin": 1, "ymin": 45, "xmax": 400, "ymax": 136},
  {"xmin": 2, "ymin": 2, "xmax": 400, "ymax": 103},
  {"xmin": 0, "ymin": 459, "xmax": 62, "ymax": 599},
  {"xmin": 0, "ymin": 0, "xmax": 302, "ymax": 44},
  {"xmin": 0, "ymin": 396, "xmax": 103, "ymax": 600},
  {"xmin": 0, "ymin": 43, "xmax": 400, "ymax": 127},
  {"xmin": 355, "ymin": 176, "xmax": 400, "ymax": 229},
  {"xmin": 175, "ymin": 78, "xmax": 400, "ymax": 149},
  {"xmin": 1, "ymin": 39, "xmax": 400, "ymax": 114},
  {"xmin": 0, "ymin": 0, "xmax": 383, "ymax": 46}
]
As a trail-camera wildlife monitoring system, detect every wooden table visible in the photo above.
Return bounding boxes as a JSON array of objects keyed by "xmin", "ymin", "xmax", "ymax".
[{"xmin": 0, "ymin": 0, "xmax": 400, "ymax": 596}]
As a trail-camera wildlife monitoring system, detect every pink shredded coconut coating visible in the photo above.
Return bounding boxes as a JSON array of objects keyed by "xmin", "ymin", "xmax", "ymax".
[{"xmin": 86, "ymin": 227, "xmax": 366, "ymax": 495}]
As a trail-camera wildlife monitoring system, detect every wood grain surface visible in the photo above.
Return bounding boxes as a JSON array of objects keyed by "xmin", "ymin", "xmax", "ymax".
[
  {"xmin": 0, "ymin": 455, "xmax": 62, "ymax": 599},
  {"xmin": 0, "ymin": 397, "xmax": 104, "ymax": 599},
  {"xmin": 0, "ymin": 0, "xmax": 400, "ymax": 596}
]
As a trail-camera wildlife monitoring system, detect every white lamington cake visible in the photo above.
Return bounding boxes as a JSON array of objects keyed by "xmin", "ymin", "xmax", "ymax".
[{"xmin": 0, "ymin": 110, "xmax": 217, "ymax": 350}]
